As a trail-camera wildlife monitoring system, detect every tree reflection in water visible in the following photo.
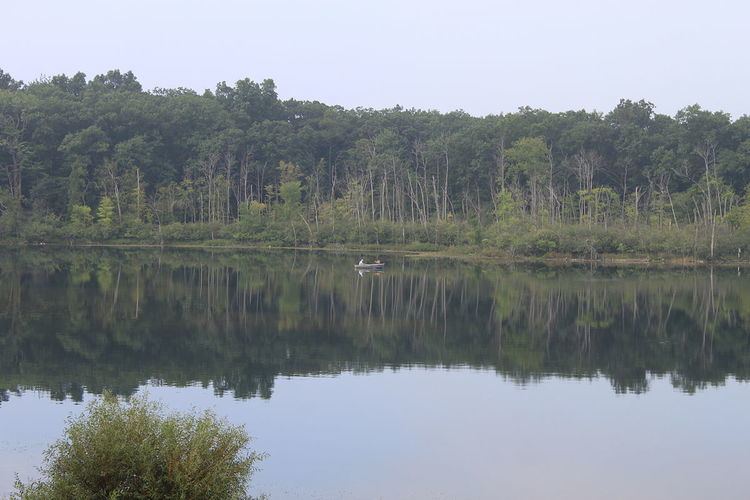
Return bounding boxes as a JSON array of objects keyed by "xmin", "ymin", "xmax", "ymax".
[{"xmin": 0, "ymin": 248, "xmax": 748, "ymax": 402}]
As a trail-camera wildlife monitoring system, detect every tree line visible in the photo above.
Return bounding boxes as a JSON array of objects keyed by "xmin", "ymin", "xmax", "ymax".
[{"xmin": 2, "ymin": 68, "xmax": 750, "ymax": 256}]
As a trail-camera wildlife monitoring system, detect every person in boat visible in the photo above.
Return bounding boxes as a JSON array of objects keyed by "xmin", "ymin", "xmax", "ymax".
[
  {"xmin": 375, "ymin": 259, "xmax": 381, "ymax": 264},
  {"xmin": 359, "ymin": 258, "xmax": 364, "ymax": 266}
]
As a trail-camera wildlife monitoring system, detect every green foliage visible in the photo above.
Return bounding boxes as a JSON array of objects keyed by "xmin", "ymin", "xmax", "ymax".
[
  {"xmin": 578, "ymin": 187, "xmax": 620, "ymax": 225},
  {"xmin": 1, "ymin": 68, "xmax": 750, "ymax": 258},
  {"xmin": 528, "ymin": 229, "xmax": 559, "ymax": 255},
  {"xmin": 488, "ymin": 222, "xmax": 702, "ymax": 258},
  {"xmin": 726, "ymin": 184, "xmax": 750, "ymax": 230},
  {"xmin": 279, "ymin": 181, "xmax": 302, "ymax": 209},
  {"xmin": 727, "ymin": 205, "xmax": 750, "ymax": 230},
  {"xmin": 403, "ymin": 241, "xmax": 441, "ymax": 252},
  {"xmin": 69, "ymin": 204, "xmax": 92, "ymax": 228},
  {"xmin": 235, "ymin": 201, "xmax": 267, "ymax": 239},
  {"xmin": 19, "ymin": 213, "xmax": 64, "ymax": 243},
  {"xmin": 0, "ymin": 189, "xmax": 23, "ymax": 238},
  {"xmin": 160, "ymin": 222, "xmax": 222, "ymax": 242},
  {"xmin": 12, "ymin": 392, "xmax": 262, "ymax": 500},
  {"xmin": 277, "ymin": 160, "xmax": 301, "ymax": 184},
  {"xmin": 505, "ymin": 136, "xmax": 549, "ymax": 182},
  {"xmin": 96, "ymin": 196, "xmax": 115, "ymax": 227},
  {"xmin": 0, "ymin": 68, "xmax": 23, "ymax": 90},
  {"xmin": 66, "ymin": 161, "xmax": 86, "ymax": 209},
  {"xmin": 496, "ymin": 190, "xmax": 522, "ymax": 225}
]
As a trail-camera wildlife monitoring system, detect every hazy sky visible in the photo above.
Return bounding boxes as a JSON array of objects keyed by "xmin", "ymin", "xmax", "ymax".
[{"xmin": 3, "ymin": 0, "xmax": 749, "ymax": 117}]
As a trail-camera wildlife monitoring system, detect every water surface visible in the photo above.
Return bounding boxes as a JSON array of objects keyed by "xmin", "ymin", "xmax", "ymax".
[{"xmin": 1, "ymin": 249, "xmax": 748, "ymax": 498}]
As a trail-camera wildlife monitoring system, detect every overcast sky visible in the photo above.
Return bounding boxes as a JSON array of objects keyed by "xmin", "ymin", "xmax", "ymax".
[{"xmin": 3, "ymin": 0, "xmax": 749, "ymax": 118}]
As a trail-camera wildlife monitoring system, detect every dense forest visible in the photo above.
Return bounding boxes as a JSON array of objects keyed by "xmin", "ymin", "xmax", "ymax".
[{"xmin": 2, "ymin": 68, "xmax": 750, "ymax": 257}]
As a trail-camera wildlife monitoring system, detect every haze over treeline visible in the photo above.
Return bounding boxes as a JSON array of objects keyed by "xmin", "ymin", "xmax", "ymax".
[{"xmin": 1, "ymin": 68, "xmax": 750, "ymax": 256}]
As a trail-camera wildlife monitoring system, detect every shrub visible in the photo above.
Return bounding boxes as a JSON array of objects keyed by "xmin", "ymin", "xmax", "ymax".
[
  {"xmin": 19, "ymin": 214, "xmax": 64, "ymax": 243},
  {"xmin": 120, "ymin": 217, "xmax": 156, "ymax": 241},
  {"xmin": 434, "ymin": 220, "xmax": 470, "ymax": 246},
  {"xmin": 13, "ymin": 392, "xmax": 263, "ymax": 500},
  {"xmin": 160, "ymin": 222, "xmax": 221, "ymax": 242},
  {"xmin": 530, "ymin": 233, "xmax": 558, "ymax": 255},
  {"xmin": 404, "ymin": 241, "xmax": 441, "ymax": 252},
  {"xmin": 234, "ymin": 202, "xmax": 268, "ymax": 240}
]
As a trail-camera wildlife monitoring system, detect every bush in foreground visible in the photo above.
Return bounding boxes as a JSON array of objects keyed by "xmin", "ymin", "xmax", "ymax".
[{"xmin": 13, "ymin": 392, "xmax": 263, "ymax": 500}]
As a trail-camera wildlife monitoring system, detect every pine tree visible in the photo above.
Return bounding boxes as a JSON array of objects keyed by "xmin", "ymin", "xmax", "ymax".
[{"xmin": 96, "ymin": 196, "xmax": 115, "ymax": 227}]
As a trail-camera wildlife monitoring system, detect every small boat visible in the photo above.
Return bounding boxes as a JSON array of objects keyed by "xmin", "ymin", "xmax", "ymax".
[{"xmin": 354, "ymin": 262, "xmax": 385, "ymax": 270}]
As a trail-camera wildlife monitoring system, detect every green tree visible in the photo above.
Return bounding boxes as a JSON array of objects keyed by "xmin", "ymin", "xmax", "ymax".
[
  {"xmin": 505, "ymin": 137, "xmax": 550, "ymax": 221},
  {"xmin": 58, "ymin": 126, "xmax": 110, "ymax": 210},
  {"xmin": 0, "ymin": 68, "xmax": 23, "ymax": 90},
  {"xmin": 0, "ymin": 91, "xmax": 35, "ymax": 202},
  {"xmin": 96, "ymin": 196, "xmax": 115, "ymax": 227},
  {"xmin": 69, "ymin": 204, "xmax": 92, "ymax": 228},
  {"xmin": 279, "ymin": 180, "xmax": 302, "ymax": 207},
  {"xmin": 90, "ymin": 69, "xmax": 142, "ymax": 92},
  {"xmin": 236, "ymin": 200, "xmax": 267, "ymax": 238},
  {"xmin": 12, "ymin": 392, "xmax": 262, "ymax": 499},
  {"xmin": 495, "ymin": 190, "xmax": 521, "ymax": 225},
  {"xmin": 0, "ymin": 188, "xmax": 23, "ymax": 237},
  {"xmin": 66, "ymin": 161, "xmax": 86, "ymax": 211}
]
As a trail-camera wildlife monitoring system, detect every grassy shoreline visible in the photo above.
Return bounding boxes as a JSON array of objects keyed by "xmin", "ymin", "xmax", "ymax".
[{"xmin": 6, "ymin": 239, "xmax": 749, "ymax": 268}]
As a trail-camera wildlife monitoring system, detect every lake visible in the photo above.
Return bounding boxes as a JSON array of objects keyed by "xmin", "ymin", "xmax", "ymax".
[{"xmin": 1, "ymin": 248, "xmax": 749, "ymax": 499}]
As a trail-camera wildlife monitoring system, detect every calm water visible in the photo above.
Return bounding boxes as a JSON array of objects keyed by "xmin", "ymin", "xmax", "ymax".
[{"xmin": 1, "ymin": 249, "xmax": 749, "ymax": 499}]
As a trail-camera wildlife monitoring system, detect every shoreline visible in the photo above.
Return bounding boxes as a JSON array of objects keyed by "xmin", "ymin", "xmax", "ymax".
[{"xmin": 6, "ymin": 240, "xmax": 749, "ymax": 268}]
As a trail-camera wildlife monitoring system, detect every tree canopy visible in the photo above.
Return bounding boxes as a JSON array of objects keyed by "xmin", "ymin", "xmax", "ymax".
[{"xmin": 1, "ymin": 68, "xmax": 750, "ymax": 256}]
